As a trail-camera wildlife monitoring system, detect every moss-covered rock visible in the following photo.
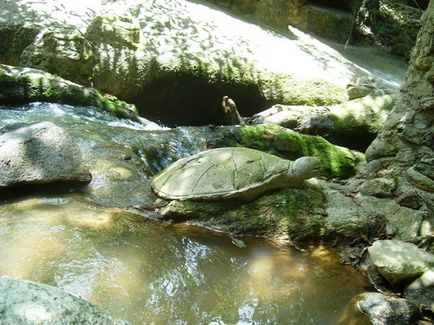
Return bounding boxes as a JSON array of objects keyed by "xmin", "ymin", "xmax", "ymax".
[
  {"xmin": 158, "ymin": 183, "xmax": 326, "ymax": 240},
  {"xmin": 156, "ymin": 178, "xmax": 387, "ymax": 242},
  {"xmin": 0, "ymin": 64, "xmax": 139, "ymax": 120},
  {"xmin": 0, "ymin": 23, "xmax": 40, "ymax": 66},
  {"xmin": 251, "ymin": 94, "xmax": 397, "ymax": 151},
  {"xmin": 210, "ymin": 124, "xmax": 365, "ymax": 178}
]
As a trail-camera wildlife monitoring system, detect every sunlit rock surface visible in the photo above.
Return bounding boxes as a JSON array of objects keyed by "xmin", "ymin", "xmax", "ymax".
[
  {"xmin": 0, "ymin": 277, "xmax": 129, "ymax": 324},
  {"xmin": 354, "ymin": 292, "xmax": 421, "ymax": 325},
  {"xmin": 368, "ymin": 239, "xmax": 434, "ymax": 285},
  {"xmin": 250, "ymin": 94, "xmax": 397, "ymax": 151},
  {"xmin": 0, "ymin": 0, "xmax": 406, "ymax": 125},
  {"xmin": 0, "ymin": 121, "xmax": 91, "ymax": 188}
]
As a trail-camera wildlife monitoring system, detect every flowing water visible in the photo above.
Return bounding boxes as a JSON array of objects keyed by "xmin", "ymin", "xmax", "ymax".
[{"xmin": 0, "ymin": 103, "xmax": 371, "ymax": 324}]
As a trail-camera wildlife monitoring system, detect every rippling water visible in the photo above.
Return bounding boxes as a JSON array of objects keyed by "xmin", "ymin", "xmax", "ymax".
[
  {"xmin": 0, "ymin": 103, "xmax": 372, "ymax": 323},
  {"xmin": 0, "ymin": 195, "xmax": 368, "ymax": 324}
]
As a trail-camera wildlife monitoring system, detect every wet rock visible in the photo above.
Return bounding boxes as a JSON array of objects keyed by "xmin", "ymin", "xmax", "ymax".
[
  {"xmin": 0, "ymin": 276, "xmax": 129, "ymax": 324},
  {"xmin": 368, "ymin": 239, "xmax": 434, "ymax": 285},
  {"xmin": 356, "ymin": 292, "xmax": 421, "ymax": 325},
  {"xmin": 0, "ymin": 122, "xmax": 91, "ymax": 187},
  {"xmin": 404, "ymin": 270, "xmax": 434, "ymax": 311},
  {"xmin": 20, "ymin": 27, "xmax": 96, "ymax": 86},
  {"xmin": 0, "ymin": 64, "xmax": 139, "ymax": 120}
]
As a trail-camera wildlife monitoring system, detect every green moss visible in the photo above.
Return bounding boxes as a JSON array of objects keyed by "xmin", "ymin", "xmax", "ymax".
[
  {"xmin": 0, "ymin": 64, "xmax": 138, "ymax": 120},
  {"xmin": 212, "ymin": 124, "xmax": 364, "ymax": 178},
  {"xmin": 161, "ymin": 185, "xmax": 325, "ymax": 239}
]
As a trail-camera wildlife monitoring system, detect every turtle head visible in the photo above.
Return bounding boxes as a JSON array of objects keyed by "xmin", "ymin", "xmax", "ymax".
[{"xmin": 290, "ymin": 156, "xmax": 321, "ymax": 180}]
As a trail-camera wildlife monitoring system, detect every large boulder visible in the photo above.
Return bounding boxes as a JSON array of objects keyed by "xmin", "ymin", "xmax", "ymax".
[
  {"xmin": 0, "ymin": 122, "xmax": 91, "ymax": 188},
  {"xmin": 86, "ymin": 6, "xmax": 349, "ymax": 125},
  {"xmin": 368, "ymin": 239, "xmax": 434, "ymax": 285},
  {"xmin": 0, "ymin": 277, "xmax": 128, "ymax": 324},
  {"xmin": 250, "ymin": 94, "xmax": 397, "ymax": 150},
  {"xmin": 0, "ymin": 23, "xmax": 40, "ymax": 66},
  {"xmin": 1, "ymin": 0, "xmax": 396, "ymax": 126},
  {"xmin": 0, "ymin": 64, "xmax": 139, "ymax": 120}
]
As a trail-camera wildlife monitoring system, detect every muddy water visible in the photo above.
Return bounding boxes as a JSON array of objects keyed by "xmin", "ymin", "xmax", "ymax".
[{"xmin": 0, "ymin": 194, "xmax": 368, "ymax": 324}]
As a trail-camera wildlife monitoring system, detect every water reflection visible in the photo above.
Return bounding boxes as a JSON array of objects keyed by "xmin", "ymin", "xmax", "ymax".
[{"xmin": 0, "ymin": 196, "xmax": 368, "ymax": 324}]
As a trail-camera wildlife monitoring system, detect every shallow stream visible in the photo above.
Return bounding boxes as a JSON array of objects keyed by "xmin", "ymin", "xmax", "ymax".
[
  {"xmin": 0, "ymin": 103, "xmax": 371, "ymax": 324},
  {"xmin": 0, "ymin": 195, "xmax": 368, "ymax": 324}
]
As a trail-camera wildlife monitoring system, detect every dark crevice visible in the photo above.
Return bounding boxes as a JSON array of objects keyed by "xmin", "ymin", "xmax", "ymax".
[{"xmin": 128, "ymin": 73, "xmax": 266, "ymax": 127}]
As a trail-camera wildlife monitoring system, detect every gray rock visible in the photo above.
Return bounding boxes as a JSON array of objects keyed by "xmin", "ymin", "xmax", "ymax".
[
  {"xmin": 251, "ymin": 94, "xmax": 396, "ymax": 151},
  {"xmin": 359, "ymin": 178, "xmax": 396, "ymax": 198},
  {"xmin": 86, "ymin": 15, "xmax": 140, "ymax": 50},
  {"xmin": 0, "ymin": 122, "xmax": 91, "ymax": 187},
  {"xmin": 356, "ymin": 292, "xmax": 421, "ymax": 325},
  {"xmin": 20, "ymin": 27, "xmax": 96, "ymax": 86},
  {"xmin": 357, "ymin": 194, "xmax": 424, "ymax": 241},
  {"xmin": 368, "ymin": 240, "xmax": 434, "ymax": 285},
  {"xmin": 404, "ymin": 270, "xmax": 434, "ymax": 311},
  {"xmin": 0, "ymin": 277, "xmax": 129, "ymax": 324}
]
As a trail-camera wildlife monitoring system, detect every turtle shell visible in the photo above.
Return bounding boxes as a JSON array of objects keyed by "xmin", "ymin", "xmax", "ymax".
[{"xmin": 151, "ymin": 147, "xmax": 290, "ymax": 200}]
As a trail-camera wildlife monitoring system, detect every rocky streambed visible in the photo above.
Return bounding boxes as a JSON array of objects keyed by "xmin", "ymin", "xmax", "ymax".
[
  {"xmin": 0, "ymin": 101, "xmax": 432, "ymax": 324},
  {"xmin": 0, "ymin": 0, "xmax": 433, "ymax": 323}
]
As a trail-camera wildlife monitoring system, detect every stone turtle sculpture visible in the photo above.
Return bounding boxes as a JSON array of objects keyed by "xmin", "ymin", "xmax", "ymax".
[{"xmin": 151, "ymin": 147, "xmax": 321, "ymax": 201}]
